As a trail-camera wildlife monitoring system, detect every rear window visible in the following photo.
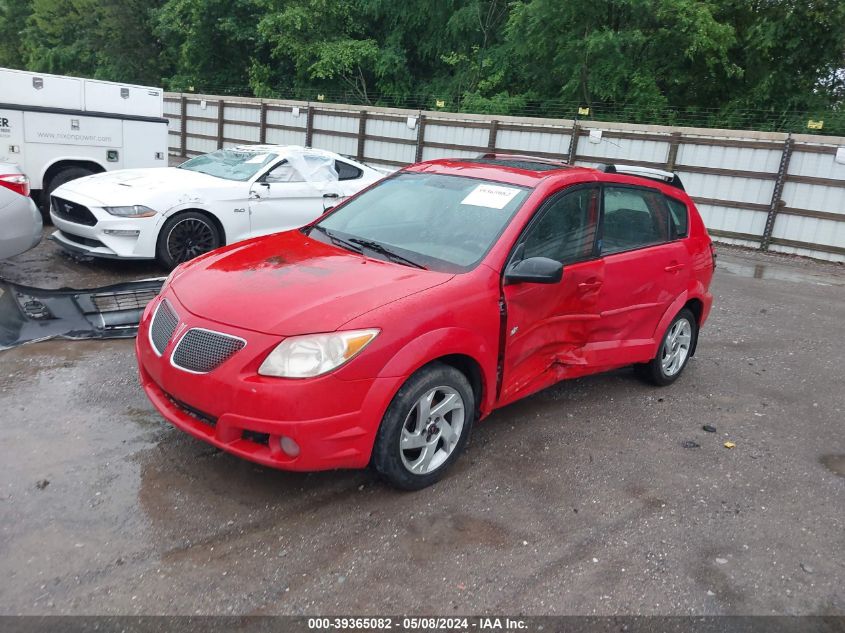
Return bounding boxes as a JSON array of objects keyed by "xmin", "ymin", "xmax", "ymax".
[
  {"xmin": 335, "ymin": 160, "xmax": 363, "ymax": 181},
  {"xmin": 666, "ymin": 196, "xmax": 689, "ymax": 238}
]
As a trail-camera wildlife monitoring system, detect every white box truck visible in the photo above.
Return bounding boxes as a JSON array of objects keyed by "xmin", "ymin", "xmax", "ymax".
[{"xmin": 0, "ymin": 67, "xmax": 168, "ymax": 217}]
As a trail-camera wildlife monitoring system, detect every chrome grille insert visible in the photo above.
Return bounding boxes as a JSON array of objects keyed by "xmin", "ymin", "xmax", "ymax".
[
  {"xmin": 149, "ymin": 300, "xmax": 178, "ymax": 355},
  {"xmin": 171, "ymin": 328, "xmax": 246, "ymax": 373}
]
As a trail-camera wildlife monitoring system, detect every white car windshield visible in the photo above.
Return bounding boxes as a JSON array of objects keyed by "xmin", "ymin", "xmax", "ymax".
[{"xmin": 179, "ymin": 150, "xmax": 279, "ymax": 181}]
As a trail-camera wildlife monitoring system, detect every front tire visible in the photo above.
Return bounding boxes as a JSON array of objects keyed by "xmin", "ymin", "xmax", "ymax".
[
  {"xmin": 636, "ymin": 308, "xmax": 697, "ymax": 386},
  {"xmin": 156, "ymin": 211, "xmax": 222, "ymax": 269},
  {"xmin": 372, "ymin": 363, "xmax": 475, "ymax": 490}
]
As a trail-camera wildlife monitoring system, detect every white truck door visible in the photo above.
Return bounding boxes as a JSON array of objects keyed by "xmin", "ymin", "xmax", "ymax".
[{"xmin": 123, "ymin": 120, "xmax": 168, "ymax": 170}]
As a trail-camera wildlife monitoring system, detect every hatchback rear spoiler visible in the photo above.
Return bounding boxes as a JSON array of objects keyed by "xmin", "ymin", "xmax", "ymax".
[{"xmin": 600, "ymin": 164, "xmax": 685, "ymax": 191}]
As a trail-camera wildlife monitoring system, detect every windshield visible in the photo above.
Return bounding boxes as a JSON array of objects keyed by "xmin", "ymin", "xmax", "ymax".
[
  {"xmin": 179, "ymin": 149, "xmax": 278, "ymax": 181},
  {"xmin": 313, "ymin": 172, "xmax": 529, "ymax": 272}
]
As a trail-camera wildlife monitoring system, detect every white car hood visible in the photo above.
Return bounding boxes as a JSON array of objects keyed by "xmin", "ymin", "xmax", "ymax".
[{"xmin": 54, "ymin": 168, "xmax": 236, "ymax": 207}]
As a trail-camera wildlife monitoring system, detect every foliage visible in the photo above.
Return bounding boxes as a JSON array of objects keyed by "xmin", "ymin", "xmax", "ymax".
[{"xmin": 0, "ymin": 0, "xmax": 843, "ymax": 134}]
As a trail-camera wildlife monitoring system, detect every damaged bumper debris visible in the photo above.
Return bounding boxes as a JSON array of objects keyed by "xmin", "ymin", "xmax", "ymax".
[{"xmin": 0, "ymin": 277, "xmax": 164, "ymax": 350}]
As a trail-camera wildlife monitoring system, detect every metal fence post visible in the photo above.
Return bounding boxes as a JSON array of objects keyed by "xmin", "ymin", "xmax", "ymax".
[
  {"xmin": 259, "ymin": 103, "xmax": 268, "ymax": 144},
  {"xmin": 357, "ymin": 110, "xmax": 368, "ymax": 161},
  {"xmin": 216, "ymin": 100, "xmax": 225, "ymax": 149},
  {"xmin": 305, "ymin": 105, "xmax": 314, "ymax": 147},
  {"xmin": 761, "ymin": 135, "xmax": 794, "ymax": 251},
  {"xmin": 487, "ymin": 120, "xmax": 499, "ymax": 152},
  {"xmin": 567, "ymin": 124, "xmax": 580, "ymax": 164},
  {"xmin": 415, "ymin": 114, "xmax": 427, "ymax": 163},
  {"xmin": 179, "ymin": 95, "xmax": 187, "ymax": 157},
  {"xmin": 665, "ymin": 132, "xmax": 682, "ymax": 171}
]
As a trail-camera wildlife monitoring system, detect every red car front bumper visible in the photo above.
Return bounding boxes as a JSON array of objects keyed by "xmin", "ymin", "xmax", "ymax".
[{"xmin": 136, "ymin": 293, "xmax": 402, "ymax": 471}]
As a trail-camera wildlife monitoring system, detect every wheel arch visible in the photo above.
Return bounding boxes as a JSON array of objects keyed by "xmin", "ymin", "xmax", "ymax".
[
  {"xmin": 373, "ymin": 327, "xmax": 497, "ymax": 417},
  {"xmin": 161, "ymin": 207, "xmax": 227, "ymax": 246},
  {"xmin": 41, "ymin": 159, "xmax": 106, "ymax": 191}
]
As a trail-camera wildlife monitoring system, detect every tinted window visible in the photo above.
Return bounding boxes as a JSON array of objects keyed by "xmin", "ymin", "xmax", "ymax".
[
  {"xmin": 601, "ymin": 186, "xmax": 670, "ymax": 255},
  {"xmin": 335, "ymin": 160, "xmax": 363, "ymax": 181},
  {"xmin": 522, "ymin": 187, "xmax": 599, "ymax": 264},
  {"xmin": 666, "ymin": 196, "xmax": 689, "ymax": 238}
]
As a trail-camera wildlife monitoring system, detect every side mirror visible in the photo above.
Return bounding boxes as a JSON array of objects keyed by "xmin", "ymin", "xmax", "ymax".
[{"xmin": 504, "ymin": 256, "xmax": 563, "ymax": 285}]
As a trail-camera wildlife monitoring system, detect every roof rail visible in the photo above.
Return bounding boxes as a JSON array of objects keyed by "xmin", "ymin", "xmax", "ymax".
[
  {"xmin": 476, "ymin": 152, "xmax": 569, "ymax": 167},
  {"xmin": 600, "ymin": 164, "xmax": 685, "ymax": 191}
]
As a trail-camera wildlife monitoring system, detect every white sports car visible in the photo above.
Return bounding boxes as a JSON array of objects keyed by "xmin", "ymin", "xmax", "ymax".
[{"xmin": 49, "ymin": 145, "xmax": 385, "ymax": 267}]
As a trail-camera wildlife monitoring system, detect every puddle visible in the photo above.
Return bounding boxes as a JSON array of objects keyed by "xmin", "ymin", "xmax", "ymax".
[
  {"xmin": 820, "ymin": 454, "xmax": 845, "ymax": 478},
  {"xmin": 718, "ymin": 260, "xmax": 845, "ymax": 286}
]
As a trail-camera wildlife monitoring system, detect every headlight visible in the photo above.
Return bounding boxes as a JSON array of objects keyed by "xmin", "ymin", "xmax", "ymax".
[
  {"xmin": 258, "ymin": 329, "xmax": 380, "ymax": 378},
  {"xmin": 103, "ymin": 205, "xmax": 157, "ymax": 218}
]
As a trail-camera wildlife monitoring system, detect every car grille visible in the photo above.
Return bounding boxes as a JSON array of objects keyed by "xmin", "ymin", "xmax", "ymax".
[
  {"xmin": 51, "ymin": 196, "xmax": 97, "ymax": 226},
  {"xmin": 171, "ymin": 328, "xmax": 245, "ymax": 373},
  {"xmin": 93, "ymin": 289, "xmax": 159, "ymax": 313},
  {"xmin": 150, "ymin": 300, "xmax": 179, "ymax": 355}
]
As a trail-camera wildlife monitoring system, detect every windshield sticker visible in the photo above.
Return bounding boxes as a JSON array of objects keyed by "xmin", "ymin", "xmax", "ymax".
[
  {"xmin": 461, "ymin": 184, "xmax": 521, "ymax": 209},
  {"xmin": 245, "ymin": 154, "xmax": 270, "ymax": 164}
]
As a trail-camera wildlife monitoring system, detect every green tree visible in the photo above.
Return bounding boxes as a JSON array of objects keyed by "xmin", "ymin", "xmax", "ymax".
[
  {"xmin": 0, "ymin": 0, "xmax": 33, "ymax": 69},
  {"xmin": 153, "ymin": 0, "xmax": 261, "ymax": 93}
]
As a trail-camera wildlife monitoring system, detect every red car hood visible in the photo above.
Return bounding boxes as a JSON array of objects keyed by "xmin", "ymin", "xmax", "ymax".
[{"xmin": 171, "ymin": 230, "xmax": 453, "ymax": 336}]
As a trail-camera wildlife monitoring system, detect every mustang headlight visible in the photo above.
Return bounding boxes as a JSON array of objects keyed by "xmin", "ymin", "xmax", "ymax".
[
  {"xmin": 103, "ymin": 205, "xmax": 157, "ymax": 218},
  {"xmin": 258, "ymin": 329, "xmax": 380, "ymax": 378}
]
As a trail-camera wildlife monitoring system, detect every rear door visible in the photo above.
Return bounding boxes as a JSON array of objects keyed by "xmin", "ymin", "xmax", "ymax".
[
  {"xmin": 500, "ymin": 185, "xmax": 603, "ymax": 404},
  {"xmin": 590, "ymin": 184, "xmax": 690, "ymax": 366}
]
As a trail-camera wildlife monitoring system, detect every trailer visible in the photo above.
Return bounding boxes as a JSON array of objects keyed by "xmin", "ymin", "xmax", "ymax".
[{"xmin": 0, "ymin": 67, "xmax": 168, "ymax": 216}]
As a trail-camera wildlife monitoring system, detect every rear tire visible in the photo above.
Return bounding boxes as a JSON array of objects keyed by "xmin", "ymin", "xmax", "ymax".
[
  {"xmin": 372, "ymin": 363, "xmax": 475, "ymax": 490},
  {"xmin": 42, "ymin": 166, "xmax": 96, "ymax": 221},
  {"xmin": 636, "ymin": 308, "xmax": 697, "ymax": 386},
  {"xmin": 156, "ymin": 211, "xmax": 222, "ymax": 269}
]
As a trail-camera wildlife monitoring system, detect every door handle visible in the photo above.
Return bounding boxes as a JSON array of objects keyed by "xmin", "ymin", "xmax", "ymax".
[
  {"xmin": 578, "ymin": 280, "xmax": 602, "ymax": 291},
  {"xmin": 664, "ymin": 263, "xmax": 685, "ymax": 273},
  {"xmin": 323, "ymin": 193, "xmax": 340, "ymax": 199}
]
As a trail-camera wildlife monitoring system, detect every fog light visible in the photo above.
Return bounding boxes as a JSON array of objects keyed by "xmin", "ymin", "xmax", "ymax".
[
  {"xmin": 103, "ymin": 229, "xmax": 140, "ymax": 236},
  {"xmin": 280, "ymin": 436, "xmax": 300, "ymax": 457}
]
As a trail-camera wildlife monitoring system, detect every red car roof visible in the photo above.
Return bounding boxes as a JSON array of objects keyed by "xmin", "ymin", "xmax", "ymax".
[{"xmin": 405, "ymin": 157, "xmax": 596, "ymax": 188}]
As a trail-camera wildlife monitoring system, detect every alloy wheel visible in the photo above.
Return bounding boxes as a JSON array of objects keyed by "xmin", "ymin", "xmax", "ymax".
[{"xmin": 399, "ymin": 386, "xmax": 465, "ymax": 475}]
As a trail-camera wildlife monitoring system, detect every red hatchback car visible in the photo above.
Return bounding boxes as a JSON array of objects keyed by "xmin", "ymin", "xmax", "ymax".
[{"xmin": 136, "ymin": 155, "xmax": 714, "ymax": 489}]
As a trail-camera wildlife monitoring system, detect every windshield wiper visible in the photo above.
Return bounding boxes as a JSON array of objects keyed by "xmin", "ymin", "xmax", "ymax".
[
  {"xmin": 310, "ymin": 225, "xmax": 363, "ymax": 254},
  {"xmin": 348, "ymin": 238, "xmax": 427, "ymax": 270}
]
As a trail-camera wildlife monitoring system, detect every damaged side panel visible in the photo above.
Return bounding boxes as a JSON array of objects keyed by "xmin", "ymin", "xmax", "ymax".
[{"xmin": 0, "ymin": 277, "xmax": 163, "ymax": 350}]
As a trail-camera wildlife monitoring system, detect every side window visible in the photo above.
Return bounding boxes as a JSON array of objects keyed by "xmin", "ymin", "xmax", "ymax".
[
  {"xmin": 601, "ymin": 186, "xmax": 670, "ymax": 255},
  {"xmin": 666, "ymin": 196, "xmax": 689, "ymax": 238},
  {"xmin": 521, "ymin": 187, "xmax": 599, "ymax": 264},
  {"xmin": 264, "ymin": 161, "xmax": 304, "ymax": 183},
  {"xmin": 335, "ymin": 160, "xmax": 363, "ymax": 181}
]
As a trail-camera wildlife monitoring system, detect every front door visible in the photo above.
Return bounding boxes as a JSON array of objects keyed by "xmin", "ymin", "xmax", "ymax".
[
  {"xmin": 248, "ymin": 158, "xmax": 343, "ymax": 237},
  {"xmin": 500, "ymin": 185, "xmax": 603, "ymax": 405}
]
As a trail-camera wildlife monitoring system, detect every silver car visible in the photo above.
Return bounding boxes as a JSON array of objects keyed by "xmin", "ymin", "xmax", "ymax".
[{"xmin": 0, "ymin": 162, "xmax": 41, "ymax": 259}]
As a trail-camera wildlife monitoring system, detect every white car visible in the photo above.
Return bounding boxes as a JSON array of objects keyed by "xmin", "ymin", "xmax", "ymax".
[
  {"xmin": 0, "ymin": 162, "xmax": 42, "ymax": 259},
  {"xmin": 48, "ymin": 145, "xmax": 385, "ymax": 268}
]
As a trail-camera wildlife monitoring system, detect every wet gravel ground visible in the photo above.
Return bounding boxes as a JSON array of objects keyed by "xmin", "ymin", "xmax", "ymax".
[{"xmin": 0, "ymin": 232, "xmax": 843, "ymax": 615}]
